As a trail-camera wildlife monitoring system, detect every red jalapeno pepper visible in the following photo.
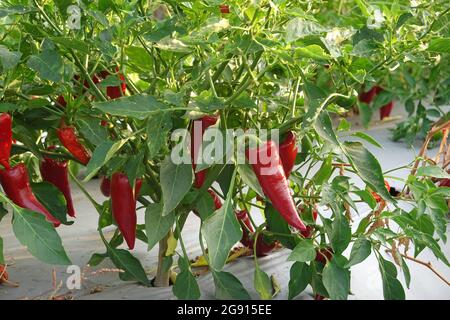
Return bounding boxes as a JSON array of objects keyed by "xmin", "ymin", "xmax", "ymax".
[
  {"xmin": 40, "ymin": 155, "xmax": 76, "ymax": 218},
  {"xmin": 246, "ymin": 140, "xmax": 307, "ymax": 231},
  {"xmin": 57, "ymin": 125, "xmax": 91, "ymax": 165},
  {"xmin": 0, "ymin": 113, "xmax": 12, "ymax": 170},
  {"xmin": 0, "ymin": 163, "xmax": 60, "ymax": 227},
  {"xmin": 278, "ymin": 131, "xmax": 298, "ymax": 178}
]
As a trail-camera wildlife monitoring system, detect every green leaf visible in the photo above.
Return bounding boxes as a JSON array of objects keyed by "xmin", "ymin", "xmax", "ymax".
[
  {"xmin": 202, "ymin": 186, "xmax": 242, "ymax": 270},
  {"xmin": 254, "ymin": 264, "xmax": 273, "ymax": 300},
  {"xmin": 401, "ymin": 257, "xmax": 411, "ymax": 289},
  {"xmin": 237, "ymin": 164, "xmax": 264, "ymax": 197},
  {"xmin": 378, "ymin": 255, "xmax": 405, "ymax": 300},
  {"xmin": 329, "ymin": 212, "xmax": 351, "ymax": 255},
  {"xmin": 146, "ymin": 113, "xmax": 172, "ymax": 160},
  {"xmin": 344, "ymin": 142, "xmax": 394, "ymax": 203},
  {"xmin": 26, "ymin": 50, "xmax": 64, "ymax": 82},
  {"xmin": 322, "ymin": 260, "xmax": 350, "ymax": 300},
  {"xmin": 173, "ymin": 256, "xmax": 201, "ymax": 300},
  {"xmin": 416, "ymin": 166, "xmax": 450, "ymax": 179},
  {"xmin": 0, "ymin": 45, "xmax": 22, "ymax": 70},
  {"xmin": 315, "ymin": 111, "xmax": 340, "ymax": 146},
  {"xmin": 285, "ymin": 18, "xmax": 325, "ymax": 42},
  {"xmin": 351, "ymin": 132, "xmax": 382, "ymax": 148},
  {"xmin": 78, "ymin": 118, "xmax": 109, "ymax": 147},
  {"xmin": 105, "ymin": 245, "xmax": 151, "ymax": 286},
  {"xmin": 288, "ymin": 262, "xmax": 312, "ymax": 300},
  {"xmin": 93, "ymin": 94, "xmax": 167, "ymax": 120},
  {"xmin": 194, "ymin": 190, "xmax": 216, "ymax": 221},
  {"xmin": 295, "ymin": 45, "xmax": 331, "ymax": 60},
  {"xmin": 194, "ymin": 91, "xmax": 225, "ymax": 112},
  {"xmin": 8, "ymin": 203, "xmax": 71, "ymax": 265},
  {"xmin": 353, "ymin": 190, "xmax": 377, "ymax": 209},
  {"xmin": 428, "ymin": 38, "xmax": 450, "ymax": 54},
  {"xmin": 265, "ymin": 203, "xmax": 298, "ymax": 249},
  {"xmin": 124, "ymin": 153, "xmax": 145, "ymax": 187},
  {"xmin": 50, "ymin": 37, "xmax": 90, "ymax": 54},
  {"xmin": 160, "ymin": 155, "xmax": 193, "ymax": 216},
  {"xmin": 358, "ymin": 102, "xmax": 373, "ymax": 128},
  {"xmin": 345, "ymin": 236, "xmax": 371, "ymax": 267},
  {"xmin": 84, "ymin": 139, "xmax": 127, "ymax": 182},
  {"xmin": 212, "ymin": 270, "xmax": 251, "ymax": 300},
  {"xmin": 288, "ymin": 239, "xmax": 316, "ymax": 262},
  {"xmin": 31, "ymin": 182, "xmax": 73, "ymax": 226},
  {"xmin": 372, "ymin": 91, "xmax": 394, "ymax": 110},
  {"xmin": 145, "ymin": 203, "xmax": 175, "ymax": 251},
  {"xmin": 87, "ymin": 252, "xmax": 108, "ymax": 266}
]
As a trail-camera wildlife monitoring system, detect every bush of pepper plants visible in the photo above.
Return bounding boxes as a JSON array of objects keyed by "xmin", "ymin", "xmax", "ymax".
[{"xmin": 0, "ymin": 0, "xmax": 449, "ymax": 300}]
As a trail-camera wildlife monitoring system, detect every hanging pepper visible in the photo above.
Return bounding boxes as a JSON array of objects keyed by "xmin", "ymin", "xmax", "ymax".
[
  {"xmin": 110, "ymin": 173, "xmax": 142, "ymax": 249},
  {"xmin": 235, "ymin": 210, "xmax": 277, "ymax": 257},
  {"xmin": 190, "ymin": 115, "xmax": 219, "ymax": 188},
  {"xmin": 100, "ymin": 176, "xmax": 111, "ymax": 197},
  {"xmin": 57, "ymin": 125, "xmax": 91, "ymax": 165},
  {"xmin": 101, "ymin": 176, "xmax": 141, "ymax": 199},
  {"xmin": 380, "ymin": 101, "xmax": 394, "ymax": 120},
  {"xmin": 0, "ymin": 113, "xmax": 12, "ymax": 170},
  {"xmin": 358, "ymin": 86, "xmax": 377, "ymax": 104},
  {"xmin": 97, "ymin": 67, "xmax": 127, "ymax": 100},
  {"xmin": 219, "ymin": 4, "xmax": 230, "ymax": 14},
  {"xmin": 278, "ymin": 131, "xmax": 298, "ymax": 177},
  {"xmin": 207, "ymin": 189, "xmax": 222, "ymax": 210},
  {"xmin": 40, "ymin": 153, "xmax": 76, "ymax": 217},
  {"xmin": 246, "ymin": 140, "xmax": 307, "ymax": 231},
  {"xmin": 0, "ymin": 164, "xmax": 60, "ymax": 227}
]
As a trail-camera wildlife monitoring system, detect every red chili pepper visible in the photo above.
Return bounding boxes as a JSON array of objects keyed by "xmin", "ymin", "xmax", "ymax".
[
  {"xmin": 358, "ymin": 86, "xmax": 377, "ymax": 104},
  {"xmin": 111, "ymin": 173, "xmax": 142, "ymax": 249},
  {"xmin": 40, "ymin": 155, "xmax": 76, "ymax": 218},
  {"xmin": 439, "ymin": 178, "xmax": 450, "ymax": 187},
  {"xmin": 0, "ymin": 113, "xmax": 12, "ymax": 170},
  {"xmin": 190, "ymin": 115, "xmax": 219, "ymax": 188},
  {"xmin": 57, "ymin": 125, "xmax": 91, "ymax": 165},
  {"xmin": 278, "ymin": 131, "xmax": 298, "ymax": 178},
  {"xmin": 246, "ymin": 140, "xmax": 307, "ymax": 231},
  {"xmin": 219, "ymin": 4, "xmax": 230, "ymax": 14},
  {"xmin": 314, "ymin": 294, "xmax": 325, "ymax": 300},
  {"xmin": 207, "ymin": 189, "xmax": 222, "ymax": 210},
  {"xmin": 235, "ymin": 210, "xmax": 277, "ymax": 256},
  {"xmin": 56, "ymin": 95, "xmax": 67, "ymax": 107},
  {"xmin": 379, "ymin": 101, "xmax": 394, "ymax": 120},
  {"xmin": 97, "ymin": 67, "xmax": 127, "ymax": 100},
  {"xmin": 371, "ymin": 180, "xmax": 390, "ymax": 203},
  {"xmin": 0, "ymin": 164, "xmax": 60, "ymax": 227},
  {"xmin": 100, "ymin": 177, "xmax": 111, "ymax": 197}
]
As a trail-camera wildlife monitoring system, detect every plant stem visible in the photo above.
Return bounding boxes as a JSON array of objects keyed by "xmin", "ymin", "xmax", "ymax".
[{"xmin": 154, "ymin": 232, "xmax": 171, "ymax": 287}]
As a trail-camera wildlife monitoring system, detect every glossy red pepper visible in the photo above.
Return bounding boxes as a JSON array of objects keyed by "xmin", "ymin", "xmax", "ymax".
[
  {"xmin": 40, "ymin": 156, "xmax": 76, "ymax": 217},
  {"xmin": 278, "ymin": 131, "xmax": 298, "ymax": 177},
  {"xmin": 0, "ymin": 164, "xmax": 60, "ymax": 227},
  {"xmin": 190, "ymin": 115, "xmax": 219, "ymax": 188},
  {"xmin": 235, "ymin": 210, "xmax": 277, "ymax": 257},
  {"xmin": 207, "ymin": 189, "xmax": 222, "ymax": 210},
  {"xmin": 380, "ymin": 101, "xmax": 394, "ymax": 120},
  {"xmin": 439, "ymin": 178, "xmax": 450, "ymax": 187},
  {"xmin": 246, "ymin": 140, "xmax": 307, "ymax": 231},
  {"xmin": 57, "ymin": 125, "xmax": 91, "ymax": 165},
  {"xmin": 358, "ymin": 86, "xmax": 377, "ymax": 104},
  {"xmin": 0, "ymin": 113, "xmax": 12, "ymax": 170},
  {"xmin": 100, "ymin": 177, "xmax": 111, "ymax": 197},
  {"xmin": 97, "ymin": 68, "xmax": 127, "ymax": 100},
  {"xmin": 219, "ymin": 4, "xmax": 230, "ymax": 14},
  {"xmin": 110, "ymin": 173, "xmax": 142, "ymax": 249},
  {"xmin": 314, "ymin": 294, "xmax": 325, "ymax": 300},
  {"xmin": 101, "ymin": 176, "xmax": 142, "ymax": 199}
]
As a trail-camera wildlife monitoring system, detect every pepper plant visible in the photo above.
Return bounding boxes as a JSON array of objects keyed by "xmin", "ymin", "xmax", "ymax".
[{"xmin": 0, "ymin": 0, "xmax": 449, "ymax": 300}]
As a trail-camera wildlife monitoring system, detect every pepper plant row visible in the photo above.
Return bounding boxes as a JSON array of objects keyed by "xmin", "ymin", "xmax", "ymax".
[{"xmin": 0, "ymin": 0, "xmax": 449, "ymax": 300}]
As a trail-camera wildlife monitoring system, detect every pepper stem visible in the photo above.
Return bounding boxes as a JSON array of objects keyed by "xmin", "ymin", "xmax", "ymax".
[{"xmin": 153, "ymin": 232, "xmax": 171, "ymax": 287}]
